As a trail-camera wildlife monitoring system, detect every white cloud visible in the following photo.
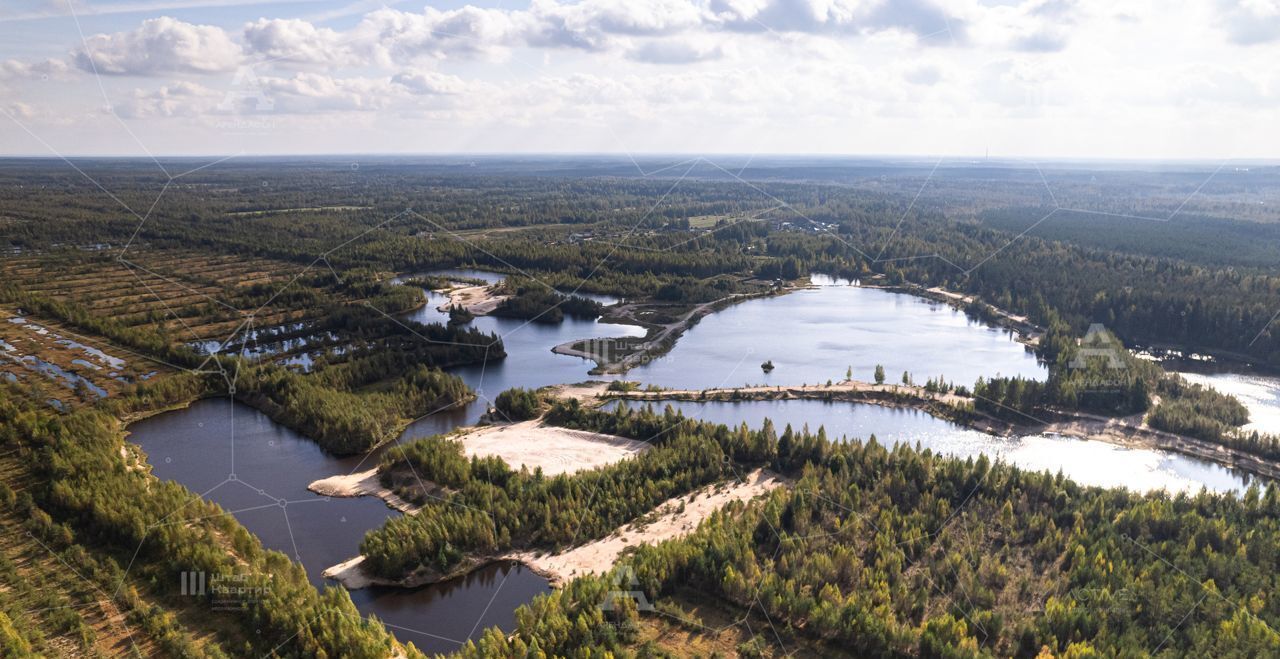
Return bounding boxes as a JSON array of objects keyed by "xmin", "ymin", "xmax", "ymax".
[
  {"xmin": 239, "ymin": 0, "xmax": 965, "ymax": 71},
  {"xmin": 255, "ymin": 73, "xmax": 399, "ymax": 112},
  {"xmin": 1217, "ymin": 0, "xmax": 1280, "ymax": 44},
  {"xmin": 390, "ymin": 70, "xmax": 469, "ymax": 95},
  {"xmin": 352, "ymin": 6, "xmax": 524, "ymax": 63},
  {"xmin": 116, "ymin": 81, "xmax": 224, "ymax": 117},
  {"xmin": 6, "ymin": 0, "xmax": 1280, "ymax": 158},
  {"xmin": 0, "ymin": 58, "xmax": 69, "ymax": 80},
  {"xmin": 74, "ymin": 17, "xmax": 242, "ymax": 75},
  {"xmin": 706, "ymin": 0, "xmax": 963, "ymax": 41},
  {"xmin": 4, "ymin": 102, "xmax": 37, "ymax": 120},
  {"xmin": 242, "ymin": 18, "xmax": 353, "ymax": 66},
  {"xmin": 959, "ymin": 0, "xmax": 1080, "ymax": 53},
  {"xmin": 627, "ymin": 38, "xmax": 725, "ymax": 63}
]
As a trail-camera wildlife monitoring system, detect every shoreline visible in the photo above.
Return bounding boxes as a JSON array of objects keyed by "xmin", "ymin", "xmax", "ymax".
[
  {"xmin": 307, "ymin": 468, "xmax": 420, "ymax": 514},
  {"xmin": 552, "ymin": 286, "xmax": 794, "ymax": 375},
  {"xmin": 863, "ymin": 282, "xmax": 1044, "ymax": 347},
  {"xmin": 1029, "ymin": 409, "xmax": 1280, "ymax": 481},
  {"xmin": 436, "ymin": 282, "xmax": 512, "ymax": 315},
  {"xmin": 552, "ymin": 278, "xmax": 1043, "ymax": 376},
  {"xmin": 604, "ymin": 380, "xmax": 1014, "ymax": 436},
  {"xmin": 323, "ymin": 469, "xmax": 788, "ymax": 591},
  {"xmin": 608, "ymin": 382, "xmax": 1280, "ymax": 484}
]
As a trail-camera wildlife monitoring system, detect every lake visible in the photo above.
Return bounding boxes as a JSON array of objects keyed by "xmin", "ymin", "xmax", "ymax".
[
  {"xmin": 605, "ymin": 399, "xmax": 1255, "ymax": 495},
  {"xmin": 126, "ymin": 398, "xmax": 551, "ymax": 655},
  {"xmin": 1177, "ymin": 370, "xmax": 1280, "ymax": 436},
  {"xmin": 625, "ymin": 275, "xmax": 1045, "ymax": 390}
]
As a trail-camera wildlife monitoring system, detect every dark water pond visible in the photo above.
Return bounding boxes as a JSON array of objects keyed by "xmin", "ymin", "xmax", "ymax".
[{"xmin": 127, "ymin": 398, "xmax": 551, "ymax": 655}]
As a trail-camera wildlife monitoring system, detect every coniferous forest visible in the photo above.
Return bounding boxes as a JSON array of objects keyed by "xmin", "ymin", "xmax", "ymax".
[{"xmin": 2, "ymin": 157, "xmax": 1280, "ymax": 657}]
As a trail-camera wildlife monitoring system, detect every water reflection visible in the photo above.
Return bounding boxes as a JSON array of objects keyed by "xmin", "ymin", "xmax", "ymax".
[
  {"xmin": 126, "ymin": 399, "xmax": 550, "ymax": 655},
  {"xmin": 606, "ymin": 399, "xmax": 1255, "ymax": 495},
  {"xmin": 1178, "ymin": 370, "xmax": 1280, "ymax": 436},
  {"xmin": 626, "ymin": 275, "xmax": 1045, "ymax": 390}
]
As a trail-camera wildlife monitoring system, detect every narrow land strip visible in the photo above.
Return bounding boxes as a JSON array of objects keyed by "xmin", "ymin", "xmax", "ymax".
[{"xmin": 507, "ymin": 468, "xmax": 786, "ymax": 586}]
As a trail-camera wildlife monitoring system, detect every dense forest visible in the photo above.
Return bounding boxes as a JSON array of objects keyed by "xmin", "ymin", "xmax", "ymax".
[
  {"xmin": 492, "ymin": 386, "xmax": 546, "ymax": 421},
  {"xmin": 968, "ymin": 317, "xmax": 1279, "ymax": 460},
  {"xmin": 0, "ymin": 382, "xmax": 412, "ymax": 658},
  {"xmin": 451, "ymin": 403, "xmax": 1280, "ymax": 658},
  {"xmin": 230, "ymin": 362, "xmax": 470, "ymax": 454},
  {"xmin": 360, "ymin": 406, "xmax": 735, "ymax": 579},
  {"xmin": 489, "ymin": 277, "xmax": 605, "ymax": 324},
  {"xmin": 8, "ymin": 159, "xmax": 1275, "ymax": 367}
]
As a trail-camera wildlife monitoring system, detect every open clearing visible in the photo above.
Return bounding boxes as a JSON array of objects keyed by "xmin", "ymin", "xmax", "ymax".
[
  {"xmin": 454, "ymin": 420, "xmax": 649, "ymax": 475},
  {"xmin": 437, "ymin": 283, "xmax": 511, "ymax": 315},
  {"xmin": 510, "ymin": 468, "xmax": 786, "ymax": 585}
]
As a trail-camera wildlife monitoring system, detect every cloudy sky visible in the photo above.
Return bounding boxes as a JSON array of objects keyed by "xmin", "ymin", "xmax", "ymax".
[{"xmin": 1, "ymin": 0, "xmax": 1277, "ymax": 158}]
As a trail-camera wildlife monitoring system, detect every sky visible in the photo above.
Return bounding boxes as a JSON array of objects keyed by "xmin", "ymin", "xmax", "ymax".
[{"xmin": 0, "ymin": 0, "xmax": 1277, "ymax": 159}]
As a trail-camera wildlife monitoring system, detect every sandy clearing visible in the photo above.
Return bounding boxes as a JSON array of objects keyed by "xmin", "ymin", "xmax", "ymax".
[
  {"xmin": 437, "ymin": 284, "xmax": 511, "ymax": 315},
  {"xmin": 510, "ymin": 468, "xmax": 786, "ymax": 586},
  {"xmin": 607, "ymin": 379, "xmax": 972, "ymax": 408},
  {"xmin": 457, "ymin": 420, "xmax": 649, "ymax": 475},
  {"xmin": 308, "ymin": 468, "xmax": 420, "ymax": 514},
  {"xmin": 548, "ymin": 381, "xmax": 611, "ymax": 404},
  {"xmin": 322, "ymin": 555, "xmax": 379, "ymax": 588}
]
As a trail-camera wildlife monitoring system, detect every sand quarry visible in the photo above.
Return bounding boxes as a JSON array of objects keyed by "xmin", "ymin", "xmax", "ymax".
[
  {"xmin": 309, "ymin": 418, "xmax": 648, "ymax": 513},
  {"xmin": 509, "ymin": 468, "xmax": 785, "ymax": 585},
  {"xmin": 453, "ymin": 420, "xmax": 650, "ymax": 475},
  {"xmin": 437, "ymin": 283, "xmax": 511, "ymax": 315}
]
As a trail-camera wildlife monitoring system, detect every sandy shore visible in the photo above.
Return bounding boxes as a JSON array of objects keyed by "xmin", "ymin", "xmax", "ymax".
[
  {"xmin": 322, "ymin": 555, "xmax": 381, "ymax": 588},
  {"xmin": 308, "ymin": 468, "xmax": 420, "ymax": 514},
  {"xmin": 1036, "ymin": 410, "xmax": 1280, "ymax": 480},
  {"xmin": 548, "ymin": 381, "xmax": 612, "ymax": 404},
  {"xmin": 509, "ymin": 468, "xmax": 786, "ymax": 586},
  {"xmin": 456, "ymin": 420, "xmax": 650, "ymax": 475},
  {"xmin": 437, "ymin": 283, "xmax": 511, "ymax": 315},
  {"xmin": 607, "ymin": 380, "xmax": 970, "ymax": 406}
]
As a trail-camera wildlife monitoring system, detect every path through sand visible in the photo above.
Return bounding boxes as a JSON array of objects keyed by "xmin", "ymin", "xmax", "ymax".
[{"xmin": 509, "ymin": 468, "xmax": 786, "ymax": 585}]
